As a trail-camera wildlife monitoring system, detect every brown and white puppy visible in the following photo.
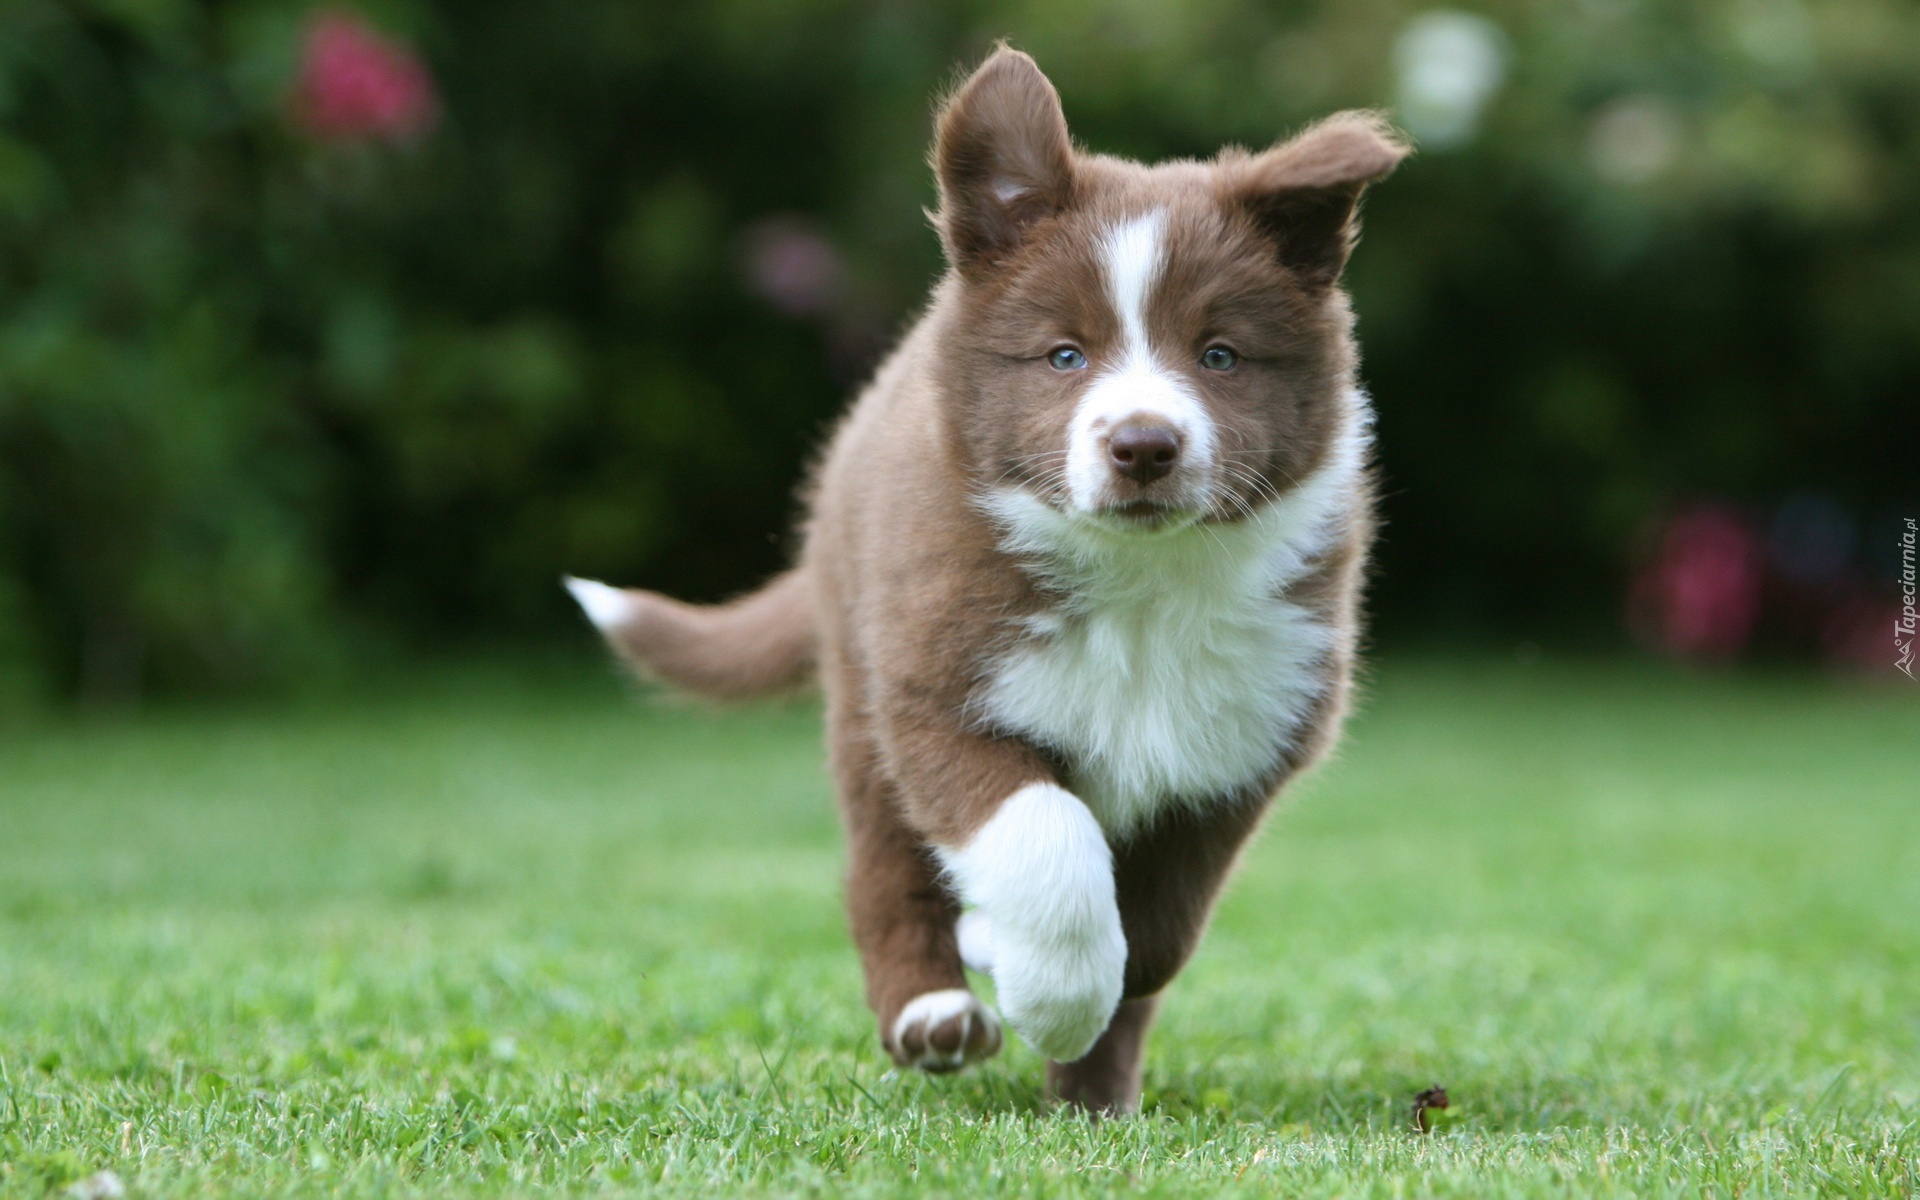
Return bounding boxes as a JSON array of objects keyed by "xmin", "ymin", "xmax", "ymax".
[{"xmin": 567, "ymin": 47, "xmax": 1404, "ymax": 1114}]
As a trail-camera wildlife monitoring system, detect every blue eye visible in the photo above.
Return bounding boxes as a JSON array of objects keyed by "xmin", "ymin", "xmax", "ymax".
[
  {"xmin": 1202, "ymin": 345, "xmax": 1238, "ymax": 371},
  {"xmin": 1048, "ymin": 346, "xmax": 1087, "ymax": 371}
]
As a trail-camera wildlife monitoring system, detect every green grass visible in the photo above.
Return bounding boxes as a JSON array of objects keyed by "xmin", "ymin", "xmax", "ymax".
[{"xmin": 2, "ymin": 657, "xmax": 1916, "ymax": 1197}]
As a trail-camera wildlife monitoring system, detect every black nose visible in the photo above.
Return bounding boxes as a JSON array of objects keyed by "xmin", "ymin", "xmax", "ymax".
[{"xmin": 1108, "ymin": 424, "xmax": 1181, "ymax": 484}]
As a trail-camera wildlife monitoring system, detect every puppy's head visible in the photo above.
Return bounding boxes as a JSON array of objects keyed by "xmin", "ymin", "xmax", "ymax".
[{"xmin": 933, "ymin": 48, "xmax": 1406, "ymax": 530}]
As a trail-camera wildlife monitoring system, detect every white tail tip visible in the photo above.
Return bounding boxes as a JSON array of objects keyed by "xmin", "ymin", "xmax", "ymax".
[{"xmin": 563, "ymin": 576, "xmax": 635, "ymax": 632}]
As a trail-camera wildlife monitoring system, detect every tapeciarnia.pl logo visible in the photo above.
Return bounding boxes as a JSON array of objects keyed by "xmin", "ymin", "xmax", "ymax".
[{"xmin": 1898, "ymin": 517, "xmax": 1916, "ymax": 680}]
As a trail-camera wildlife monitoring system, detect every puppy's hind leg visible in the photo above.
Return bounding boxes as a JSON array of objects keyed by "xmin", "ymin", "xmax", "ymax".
[
  {"xmin": 1047, "ymin": 996, "xmax": 1159, "ymax": 1115},
  {"xmin": 1050, "ymin": 796, "xmax": 1269, "ymax": 1114}
]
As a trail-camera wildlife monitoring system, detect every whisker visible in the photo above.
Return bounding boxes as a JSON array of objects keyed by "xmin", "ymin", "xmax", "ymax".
[
  {"xmin": 1218, "ymin": 463, "xmax": 1284, "ymax": 509},
  {"xmin": 996, "ymin": 453, "xmax": 1073, "ymax": 487},
  {"xmin": 1215, "ymin": 450, "xmax": 1307, "ymax": 491},
  {"xmin": 1001, "ymin": 450, "xmax": 1071, "ymax": 467}
]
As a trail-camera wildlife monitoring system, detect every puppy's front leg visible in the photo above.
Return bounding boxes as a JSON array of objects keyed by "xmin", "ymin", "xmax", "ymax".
[
  {"xmin": 935, "ymin": 782, "xmax": 1126, "ymax": 1064},
  {"xmin": 868, "ymin": 595, "xmax": 1126, "ymax": 1064}
]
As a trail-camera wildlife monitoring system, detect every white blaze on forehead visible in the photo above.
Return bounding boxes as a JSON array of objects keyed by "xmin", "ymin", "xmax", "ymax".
[
  {"xmin": 1104, "ymin": 210, "xmax": 1165, "ymax": 353},
  {"xmin": 1064, "ymin": 210, "xmax": 1218, "ymax": 512}
]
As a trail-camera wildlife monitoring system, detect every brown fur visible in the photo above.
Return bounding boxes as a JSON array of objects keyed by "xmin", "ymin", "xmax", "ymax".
[{"xmin": 576, "ymin": 46, "xmax": 1404, "ymax": 1113}]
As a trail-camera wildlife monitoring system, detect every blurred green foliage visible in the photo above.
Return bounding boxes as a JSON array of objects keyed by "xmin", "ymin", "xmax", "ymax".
[{"xmin": 1, "ymin": 0, "xmax": 1915, "ymax": 703}]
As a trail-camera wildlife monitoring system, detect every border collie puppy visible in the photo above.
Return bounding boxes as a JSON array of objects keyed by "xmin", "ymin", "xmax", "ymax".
[{"xmin": 568, "ymin": 47, "xmax": 1404, "ymax": 1114}]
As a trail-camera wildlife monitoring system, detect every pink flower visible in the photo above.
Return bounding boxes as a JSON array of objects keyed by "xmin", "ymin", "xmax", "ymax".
[
  {"xmin": 1629, "ymin": 505, "xmax": 1763, "ymax": 662},
  {"xmin": 296, "ymin": 11, "xmax": 438, "ymax": 143}
]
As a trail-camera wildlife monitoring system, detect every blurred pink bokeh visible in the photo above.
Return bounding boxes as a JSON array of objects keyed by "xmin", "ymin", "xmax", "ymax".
[
  {"xmin": 1819, "ymin": 591, "xmax": 1903, "ymax": 675},
  {"xmin": 740, "ymin": 217, "xmax": 845, "ymax": 318},
  {"xmin": 296, "ymin": 10, "xmax": 438, "ymax": 143},
  {"xmin": 1629, "ymin": 506, "xmax": 1764, "ymax": 662}
]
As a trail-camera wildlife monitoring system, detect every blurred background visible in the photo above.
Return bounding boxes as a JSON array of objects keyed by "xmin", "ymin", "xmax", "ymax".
[{"xmin": 0, "ymin": 0, "xmax": 1914, "ymax": 708}]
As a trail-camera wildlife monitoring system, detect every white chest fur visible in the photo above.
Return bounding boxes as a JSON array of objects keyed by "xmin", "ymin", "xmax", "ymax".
[{"xmin": 974, "ymin": 404, "xmax": 1368, "ymax": 840}]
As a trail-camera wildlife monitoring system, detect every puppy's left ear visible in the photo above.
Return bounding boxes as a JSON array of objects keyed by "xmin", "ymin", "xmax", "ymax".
[
  {"xmin": 933, "ymin": 46, "xmax": 1076, "ymax": 278},
  {"xmin": 1231, "ymin": 112, "xmax": 1409, "ymax": 286}
]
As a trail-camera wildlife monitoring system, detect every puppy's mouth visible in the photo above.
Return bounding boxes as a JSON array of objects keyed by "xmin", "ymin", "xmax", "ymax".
[
  {"xmin": 1106, "ymin": 500, "xmax": 1175, "ymax": 524},
  {"xmin": 1085, "ymin": 498, "xmax": 1198, "ymax": 532}
]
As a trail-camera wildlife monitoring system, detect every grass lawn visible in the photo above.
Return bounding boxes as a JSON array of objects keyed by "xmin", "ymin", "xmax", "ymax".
[{"xmin": 1, "ymin": 656, "xmax": 1915, "ymax": 1197}]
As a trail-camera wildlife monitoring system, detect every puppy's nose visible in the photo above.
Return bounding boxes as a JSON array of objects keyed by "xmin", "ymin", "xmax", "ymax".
[{"xmin": 1108, "ymin": 424, "xmax": 1181, "ymax": 484}]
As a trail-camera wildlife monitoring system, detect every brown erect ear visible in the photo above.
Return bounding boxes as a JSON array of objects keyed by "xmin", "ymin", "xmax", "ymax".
[
  {"xmin": 1232, "ymin": 112, "xmax": 1410, "ymax": 286},
  {"xmin": 933, "ymin": 47, "xmax": 1075, "ymax": 277}
]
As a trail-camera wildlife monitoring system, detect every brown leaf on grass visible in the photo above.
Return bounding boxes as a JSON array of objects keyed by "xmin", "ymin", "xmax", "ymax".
[{"xmin": 1412, "ymin": 1085, "xmax": 1450, "ymax": 1133}]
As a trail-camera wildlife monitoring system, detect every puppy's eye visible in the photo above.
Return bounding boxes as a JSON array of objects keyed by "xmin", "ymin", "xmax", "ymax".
[
  {"xmin": 1201, "ymin": 345, "xmax": 1238, "ymax": 371},
  {"xmin": 1047, "ymin": 346, "xmax": 1087, "ymax": 371}
]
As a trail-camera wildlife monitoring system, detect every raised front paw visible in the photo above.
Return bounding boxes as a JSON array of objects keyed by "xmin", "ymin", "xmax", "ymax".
[
  {"xmin": 986, "ymin": 904, "xmax": 1125, "ymax": 1062},
  {"xmin": 937, "ymin": 783, "xmax": 1128, "ymax": 1064},
  {"xmin": 887, "ymin": 989, "xmax": 1003, "ymax": 1073}
]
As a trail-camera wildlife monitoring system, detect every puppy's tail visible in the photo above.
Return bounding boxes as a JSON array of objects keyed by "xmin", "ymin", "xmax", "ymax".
[{"xmin": 564, "ymin": 566, "xmax": 817, "ymax": 700}]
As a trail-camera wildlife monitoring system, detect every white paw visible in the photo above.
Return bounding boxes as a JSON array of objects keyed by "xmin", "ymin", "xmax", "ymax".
[
  {"xmin": 889, "ymin": 989, "xmax": 1003, "ymax": 1072},
  {"xmin": 956, "ymin": 909, "xmax": 994, "ymax": 974},
  {"xmin": 987, "ymin": 903, "xmax": 1125, "ymax": 1063},
  {"xmin": 937, "ymin": 783, "xmax": 1127, "ymax": 1064}
]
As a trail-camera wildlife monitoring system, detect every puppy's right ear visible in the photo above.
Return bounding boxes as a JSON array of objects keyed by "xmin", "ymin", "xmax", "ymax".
[{"xmin": 933, "ymin": 47, "xmax": 1075, "ymax": 278}]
